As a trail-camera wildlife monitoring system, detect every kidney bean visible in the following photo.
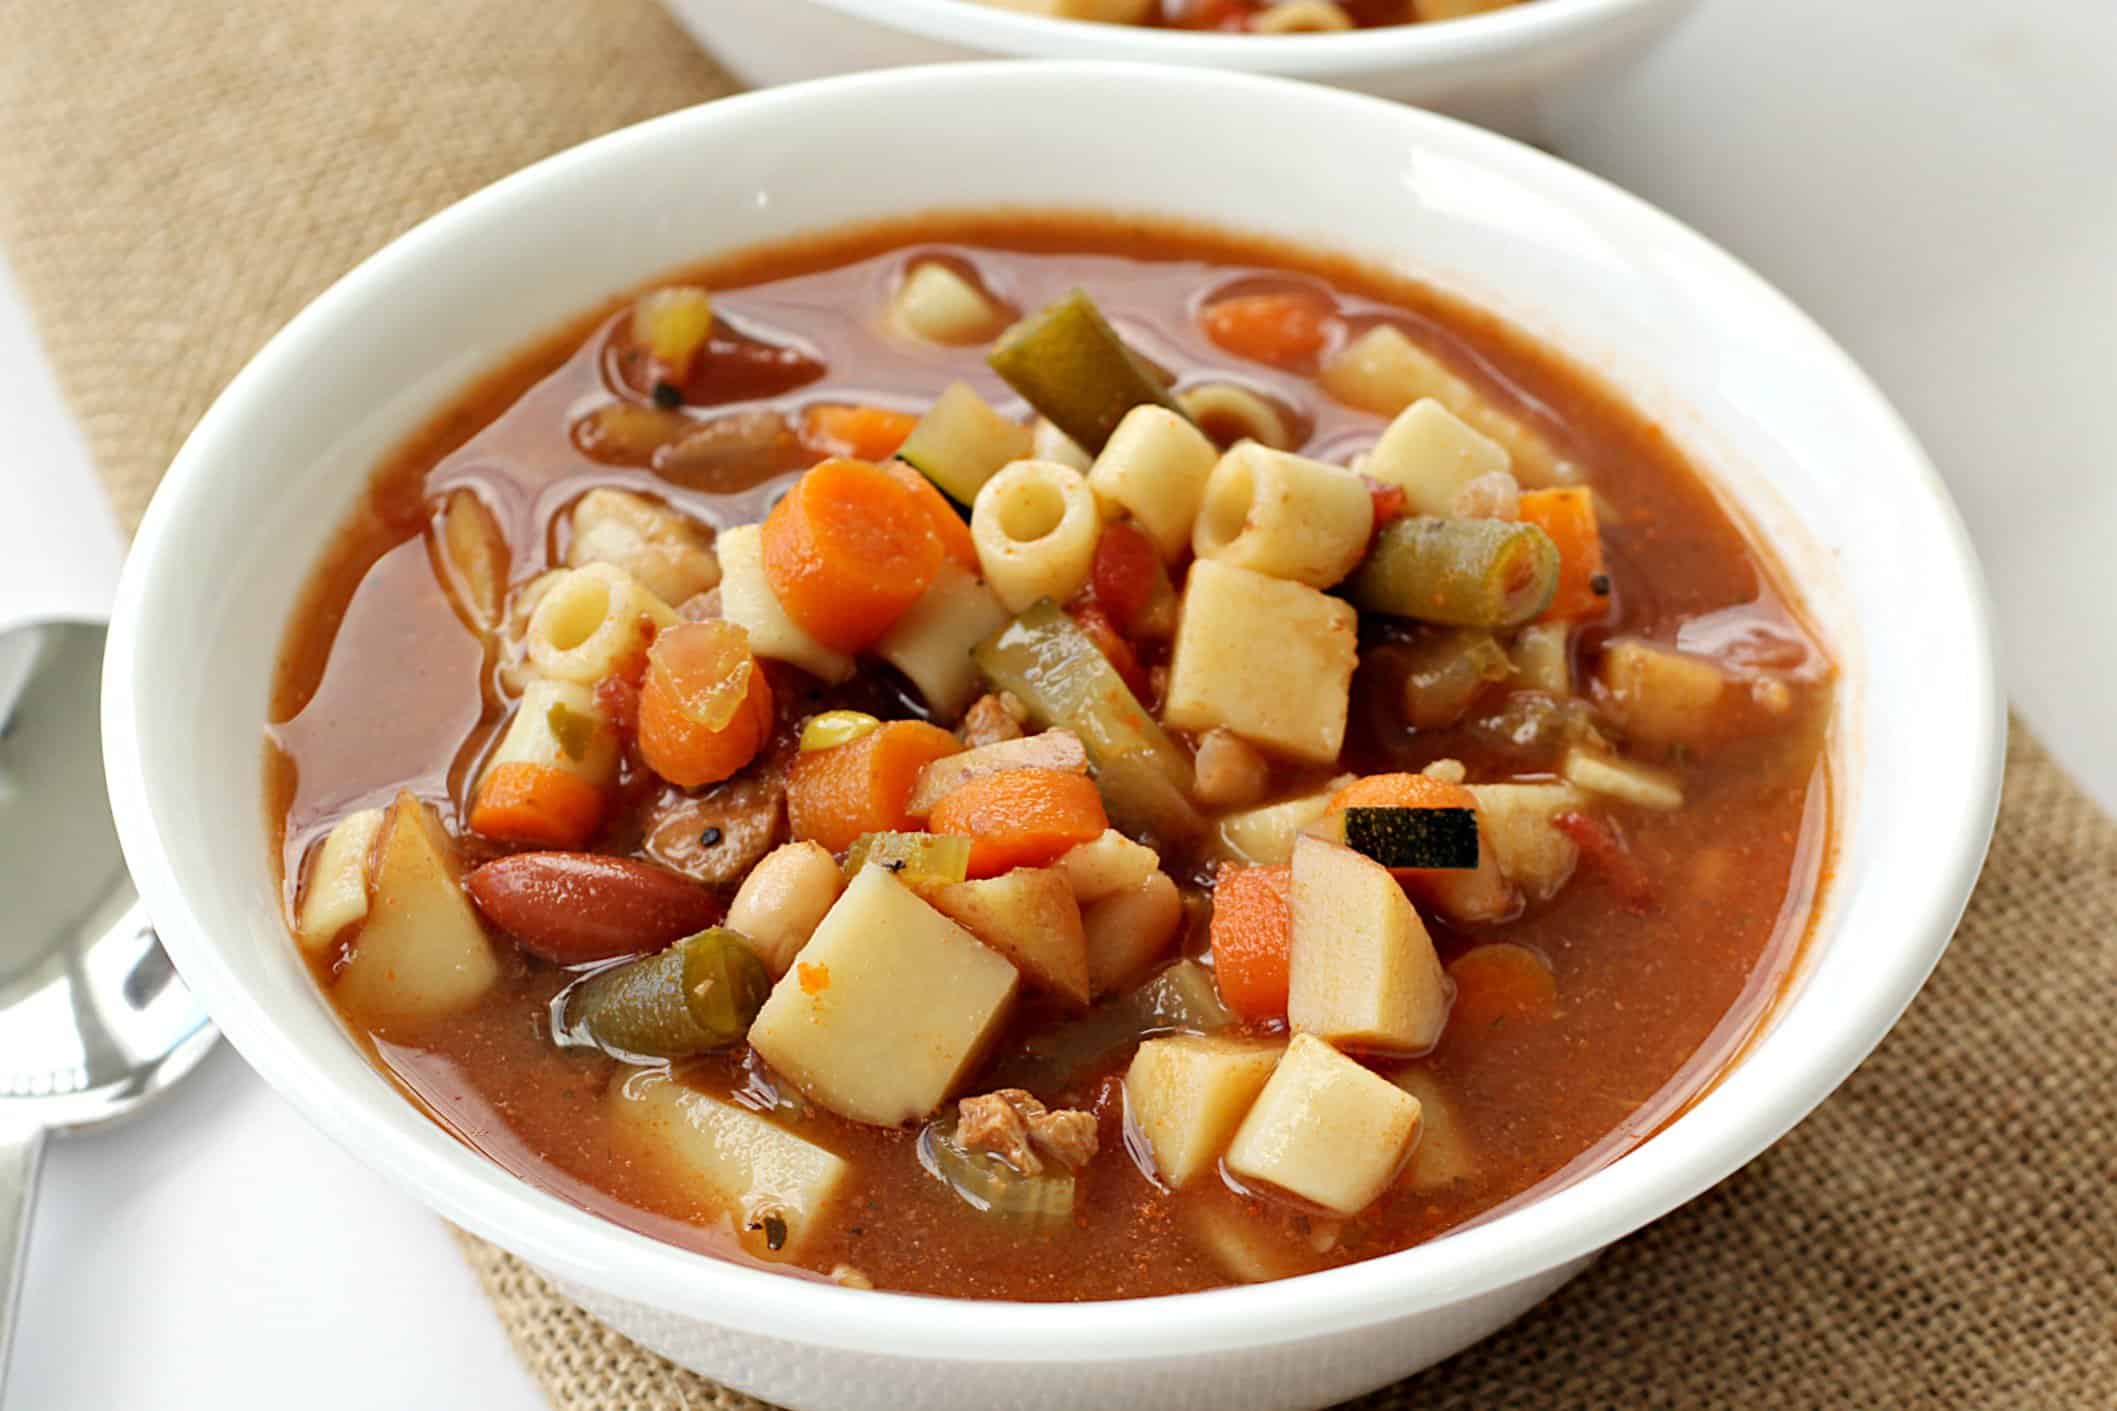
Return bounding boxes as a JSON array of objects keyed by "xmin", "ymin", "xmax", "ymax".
[{"xmin": 465, "ymin": 852, "xmax": 721, "ymax": 964}]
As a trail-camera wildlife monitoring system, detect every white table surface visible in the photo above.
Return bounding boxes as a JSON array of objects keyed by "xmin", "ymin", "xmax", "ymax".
[{"xmin": 2, "ymin": 1, "xmax": 2110, "ymax": 1406}]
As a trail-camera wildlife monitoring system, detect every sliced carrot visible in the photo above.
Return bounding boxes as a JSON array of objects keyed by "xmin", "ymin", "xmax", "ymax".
[
  {"xmin": 802, "ymin": 404, "xmax": 921, "ymax": 463},
  {"xmin": 1446, "ymin": 943, "xmax": 1558, "ymax": 1036},
  {"xmin": 761, "ymin": 458, "xmax": 945, "ymax": 652},
  {"xmin": 884, "ymin": 460, "xmax": 979, "ymax": 574},
  {"xmin": 786, "ymin": 719, "xmax": 963, "ymax": 854},
  {"xmin": 1199, "ymin": 292, "xmax": 1335, "ymax": 368},
  {"xmin": 1327, "ymin": 772, "xmax": 1478, "ymax": 814},
  {"xmin": 637, "ymin": 621, "xmax": 774, "ymax": 790},
  {"xmin": 927, "ymin": 767, "xmax": 1110, "ymax": 878},
  {"xmin": 1517, "ymin": 487, "xmax": 1608, "ymax": 622},
  {"xmin": 1209, "ymin": 864, "xmax": 1293, "ymax": 1024},
  {"xmin": 468, "ymin": 762, "xmax": 606, "ymax": 850}
]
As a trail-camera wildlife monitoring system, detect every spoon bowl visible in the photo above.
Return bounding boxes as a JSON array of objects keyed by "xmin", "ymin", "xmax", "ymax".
[{"xmin": 0, "ymin": 620, "xmax": 216, "ymax": 1394}]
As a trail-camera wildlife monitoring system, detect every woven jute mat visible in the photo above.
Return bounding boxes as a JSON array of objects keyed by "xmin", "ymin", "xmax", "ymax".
[{"xmin": 6, "ymin": 4, "xmax": 2112, "ymax": 1407}]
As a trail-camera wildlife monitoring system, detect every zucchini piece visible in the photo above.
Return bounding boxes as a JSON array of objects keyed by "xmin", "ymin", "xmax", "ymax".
[
  {"xmin": 973, "ymin": 600, "xmax": 1201, "ymax": 845},
  {"xmin": 1346, "ymin": 516, "xmax": 1560, "ymax": 629},
  {"xmin": 895, "ymin": 381, "xmax": 1034, "ymax": 507},
  {"xmin": 842, "ymin": 830, "xmax": 973, "ymax": 887},
  {"xmin": 1339, "ymin": 806, "xmax": 1480, "ymax": 870},
  {"xmin": 920, "ymin": 1113, "xmax": 1076, "ymax": 1231},
  {"xmin": 561, "ymin": 927, "xmax": 770, "ymax": 1060},
  {"xmin": 987, "ymin": 289, "xmax": 1187, "ymax": 456}
]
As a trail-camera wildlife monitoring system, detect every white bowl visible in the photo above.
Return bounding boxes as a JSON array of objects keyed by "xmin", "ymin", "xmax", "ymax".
[
  {"xmin": 668, "ymin": 0, "xmax": 1701, "ymax": 136},
  {"xmin": 104, "ymin": 63, "xmax": 2000, "ymax": 1411}
]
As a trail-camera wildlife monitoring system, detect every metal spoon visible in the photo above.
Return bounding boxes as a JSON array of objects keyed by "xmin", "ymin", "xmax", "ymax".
[{"xmin": 0, "ymin": 620, "xmax": 216, "ymax": 1394}]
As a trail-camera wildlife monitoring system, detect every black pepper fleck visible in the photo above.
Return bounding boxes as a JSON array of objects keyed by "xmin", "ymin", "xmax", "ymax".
[
  {"xmin": 700, "ymin": 826, "xmax": 723, "ymax": 847},
  {"xmin": 651, "ymin": 380, "xmax": 683, "ymax": 409},
  {"xmin": 1589, "ymin": 573, "xmax": 1613, "ymax": 597}
]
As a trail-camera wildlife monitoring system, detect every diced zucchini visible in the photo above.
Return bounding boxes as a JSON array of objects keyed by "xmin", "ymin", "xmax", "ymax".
[
  {"xmin": 748, "ymin": 867, "xmax": 1019, "ymax": 1126},
  {"xmin": 1125, "ymin": 1035, "xmax": 1284, "ymax": 1189},
  {"xmin": 294, "ymin": 807, "xmax": 384, "ymax": 954},
  {"xmin": 1337, "ymin": 806, "xmax": 1481, "ymax": 870},
  {"xmin": 1287, "ymin": 834, "xmax": 1449, "ymax": 1054},
  {"xmin": 987, "ymin": 289, "xmax": 1187, "ymax": 456},
  {"xmin": 895, "ymin": 381, "xmax": 1034, "ymax": 507},
  {"xmin": 1224, "ymin": 1033, "xmax": 1422, "ymax": 1215},
  {"xmin": 843, "ymin": 831, "xmax": 973, "ymax": 888},
  {"xmin": 924, "ymin": 866, "xmax": 1091, "ymax": 1007},
  {"xmin": 1135, "ymin": 957, "xmax": 1236, "ymax": 1032},
  {"xmin": 974, "ymin": 601, "xmax": 1200, "ymax": 844},
  {"xmin": 335, "ymin": 792, "xmax": 498, "ymax": 1026},
  {"xmin": 1399, "ymin": 628, "xmax": 1512, "ymax": 730}
]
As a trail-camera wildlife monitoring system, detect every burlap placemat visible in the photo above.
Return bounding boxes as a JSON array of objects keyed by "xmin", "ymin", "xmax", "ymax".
[{"xmin": 5, "ymin": 4, "xmax": 2111, "ymax": 1407}]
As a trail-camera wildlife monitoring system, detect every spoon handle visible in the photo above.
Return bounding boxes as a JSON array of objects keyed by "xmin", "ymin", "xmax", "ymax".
[{"xmin": 0, "ymin": 1122, "xmax": 47, "ymax": 1398}]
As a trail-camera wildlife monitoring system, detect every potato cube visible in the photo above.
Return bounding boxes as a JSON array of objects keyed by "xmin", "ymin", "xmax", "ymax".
[
  {"xmin": 1210, "ymin": 778, "xmax": 1353, "ymax": 866},
  {"xmin": 1164, "ymin": 560, "xmax": 1357, "ymax": 766},
  {"xmin": 1361, "ymin": 399, "xmax": 1511, "ymax": 517},
  {"xmin": 749, "ymin": 867, "xmax": 1018, "ymax": 1126},
  {"xmin": 1125, "ymin": 1035, "xmax": 1284, "ymax": 1189},
  {"xmin": 924, "ymin": 866, "xmax": 1091, "ymax": 1007},
  {"xmin": 1287, "ymin": 834, "xmax": 1449, "ymax": 1054},
  {"xmin": 1466, "ymin": 781, "xmax": 1584, "ymax": 902},
  {"xmin": 1082, "ymin": 871, "xmax": 1183, "ymax": 995},
  {"xmin": 1054, "ymin": 827, "xmax": 1160, "ymax": 905},
  {"xmin": 294, "ymin": 807, "xmax": 384, "ymax": 953},
  {"xmin": 1593, "ymin": 638, "xmax": 1727, "ymax": 748},
  {"xmin": 1226, "ymin": 1033, "xmax": 1422, "ymax": 1215},
  {"xmin": 1390, "ymin": 1064, "xmax": 1475, "ymax": 1190},
  {"xmin": 609, "ymin": 1072, "xmax": 849, "ymax": 1260},
  {"xmin": 336, "ymin": 792, "xmax": 499, "ymax": 1025}
]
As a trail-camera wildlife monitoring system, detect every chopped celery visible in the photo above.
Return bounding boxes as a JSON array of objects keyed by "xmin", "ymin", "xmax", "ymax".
[
  {"xmin": 895, "ymin": 381, "xmax": 1034, "ymax": 506},
  {"xmin": 973, "ymin": 600, "xmax": 1201, "ymax": 845},
  {"xmin": 920, "ymin": 1114, "xmax": 1076, "ymax": 1231},
  {"xmin": 987, "ymin": 289, "xmax": 1187, "ymax": 456},
  {"xmin": 1135, "ymin": 958, "xmax": 1235, "ymax": 1032},
  {"xmin": 1346, "ymin": 517, "xmax": 1560, "ymax": 629},
  {"xmin": 984, "ymin": 959, "xmax": 1234, "ymax": 1093},
  {"xmin": 560, "ymin": 928, "xmax": 769, "ymax": 1061},
  {"xmin": 1399, "ymin": 629, "xmax": 1512, "ymax": 730},
  {"xmin": 842, "ymin": 831, "xmax": 972, "ymax": 887}
]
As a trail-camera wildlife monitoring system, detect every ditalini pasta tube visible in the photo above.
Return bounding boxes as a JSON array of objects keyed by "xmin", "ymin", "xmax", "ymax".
[
  {"xmin": 972, "ymin": 459, "xmax": 1102, "ymax": 612},
  {"xmin": 1360, "ymin": 399, "xmax": 1512, "ymax": 517},
  {"xmin": 1319, "ymin": 325, "xmax": 1574, "ymax": 485},
  {"xmin": 469, "ymin": 677, "xmax": 622, "ymax": 849},
  {"xmin": 1087, "ymin": 406, "xmax": 1221, "ymax": 561},
  {"xmin": 525, "ymin": 561, "xmax": 678, "ymax": 685},
  {"xmin": 893, "ymin": 261, "xmax": 1009, "ymax": 346},
  {"xmin": 715, "ymin": 522, "xmax": 855, "ymax": 684},
  {"xmin": 1191, "ymin": 443, "xmax": 1374, "ymax": 589},
  {"xmin": 1176, "ymin": 383, "xmax": 1296, "ymax": 452}
]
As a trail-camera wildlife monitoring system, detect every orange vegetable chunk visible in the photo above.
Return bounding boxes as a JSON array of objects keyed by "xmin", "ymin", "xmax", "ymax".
[
  {"xmin": 884, "ymin": 460, "xmax": 979, "ymax": 573},
  {"xmin": 1446, "ymin": 942, "xmax": 1559, "ymax": 1037},
  {"xmin": 761, "ymin": 458, "xmax": 945, "ymax": 652},
  {"xmin": 468, "ymin": 762, "xmax": 606, "ymax": 849},
  {"xmin": 1199, "ymin": 291, "xmax": 1334, "ymax": 368},
  {"xmin": 927, "ymin": 767, "xmax": 1110, "ymax": 879},
  {"xmin": 801, "ymin": 404, "xmax": 921, "ymax": 463},
  {"xmin": 637, "ymin": 621, "xmax": 774, "ymax": 790},
  {"xmin": 786, "ymin": 719, "xmax": 963, "ymax": 854},
  {"xmin": 1209, "ymin": 863, "xmax": 1294, "ymax": 1024},
  {"xmin": 1517, "ymin": 487, "xmax": 1607, "ymax": 622}
]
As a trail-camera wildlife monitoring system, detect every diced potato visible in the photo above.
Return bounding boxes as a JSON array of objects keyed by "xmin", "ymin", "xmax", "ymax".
[
  {"xmin": 1054, "ymin": 827, "xmax": 1159, "ymax": 905},
  {"xmin": 749, "ymin": 867, "xmax": 1018, "ymax": 1126},
  {"xmin": 1164, "ymin": 560, "xmax": 1358, "ymax": 766},
  {"xmin": 1210, "ymin": 778, "xmax": 1353, "ymax": 866},
  {"xmin": 1225, "ymin": 1033, "xmax": 1422, "ymax": 1215},
  {"xmin": 1287, "ymin": 834, "xmax": 1449, "ymax": 1054},
  {"xmin": 925, "ymin": 866, "xmax": 1091, "ymax": 1007},
  {"xmin": 1561, "ymin": 748, "xmax": 1684, "ymax": 811},
  {"xmin": 717, "ymin": 523, "xmax": 855, "ymax": 684},
  {"xmin": 1082, "ymin": 870, "xmax": 1183, "ymax": 995},
  {"xmin": 1510, "ymin": 622, "xmax": 1572, "ymax": 696},
  {"xmin": 294, "ymin": 807, "xmax": 384, "ymax": 954},
  {"xmin": 1390, "ymin": 1064, "xmax": 1476, "ymax": 1190},
  {"xmin": 335, "ymin": 792, "xmax": 499, "ymax": 1025},
  {"xmin": 1466, "ymin": 781, "xmax": 1584, "ymax": 902},
  {"xmin": 1125, "ymin": 1035, "xmax": 1284, "ymax": 1189},
  {"xmin": 1361, "ymin": 399, "xmax": 1511, "ymax": 517},
  {"xmin": 873, "ymin": 564, "xmax": 1011, "ymax": 721},
  {"xmin": 436, "ymin": 489, "xmax": 509, "ymax": 633},
  {"xmin": 1318, "ymin": 325, "xmax": 1571, "ymax": 486},
  {"xmin": 1191, "ymin": 728, "xmax": 1270, "ymax": 810},
  {"xmin": 1186, "ymin": 1202, "xmax": 1308, "ymax": 1284},
  {"xmin": 1593, "ymin": 639, "xmax": 1727, "ymax": 748},
  {"xmin": 609, "ymin": 1072, "xmax": 849, "ymax": 1261},
  {"xmin": 893, "ymin": 261, "xmax": 1008, "ymax": 346},
  {"xmin": 906, "ymin": 728, "xmax": 1088, "ymax": 817},
  {"xmin": 724, "ymin": 841, "xmax": 843, "ymax": 978},
  {"xmin": 567, "ymin": 487, "xmax": 720, "ymax": 609}
]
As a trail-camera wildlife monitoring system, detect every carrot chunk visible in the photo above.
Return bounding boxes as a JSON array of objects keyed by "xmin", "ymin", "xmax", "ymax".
[
  {"xmin": 1327, "ymin": 772, "xmax": 1478, "ymax": 814},
  {"xmin": 1209, "ymin": 863, "xmax": 1293, "ymax": 1024},
  {"xmin": 801, "ymin": 404, "xmax": 921, "ymax": 464},
  {"xmin": 1517, "ymin": 487, "xmax": 1608, "ymax": 622},
  {"xmin": 468, "ymin": 762, "xmax": 606, "ymax": 850},
  {"xmin": 884, "ymin": 460, "xmax": 979, "ymax": 574},
  {"xmin": 1199, "ymin": 292, "xmax": 1334, "ymax": 367},
  {"xmin": 761, "ymin": 458, "xmax": 945, "ymax": 652},
  {"xmin": 637, "ymin": 621, "xmax": 774, "ymax": 790},
  {"xmin": 786, "ymin": 719, "xmax": 963, "ymax": 854},
  {"xmin": 927, "ymin": 767, "xmax": 1110, "ymax": 878},
  {"xmin": 1446, "ymin": 943, "xmax": 1558, "ymax": 1036}
]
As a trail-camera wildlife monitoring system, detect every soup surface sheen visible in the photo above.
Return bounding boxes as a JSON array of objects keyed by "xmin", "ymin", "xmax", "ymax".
[{"xmin": 269, "ymin": 213, "xmax": 1831, "ymax": 1301}]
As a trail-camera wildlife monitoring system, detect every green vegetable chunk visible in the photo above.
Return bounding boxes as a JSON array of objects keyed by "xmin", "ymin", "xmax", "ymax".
[
  {"xmin": 921, "ymin": 1113, "xmax": 1076, "ymax": 1232},
  {"xmin": 565, "ymin": 927, "xmax": 770, "ymax": 1060},
  {"xmin": 974, "ymin": 600, "xmax": 1201, "ymax": 845},
  {"xmin": 1399, "ymin": 629, "xmax": 1513, "ymax": 730},
  {"xmin": 986, "ymin": 289, "xmax": 1188, "ymax": 456},
  {"xmin": 842, "ymin": 831, "xmax": 972, "ymax": 887},
  {"xmin": 895, "ymin": 381, "xmax": 1034, "ymax": 507},
  {"xmin": 1341, "ymin": 807, "xmax": 1481, "ymax": 871},
  {"xmin": 1346, "ymin": 517, "xmax": 1560, "ymax": 629}
]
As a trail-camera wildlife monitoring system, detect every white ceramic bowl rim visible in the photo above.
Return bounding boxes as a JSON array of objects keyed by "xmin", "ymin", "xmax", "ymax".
[
  {"xmin": 808, "ymin": 0, "xmax": 1675, "ymax": 73},
  {"xmin": 104, "ymin": 62, "xmax": 2001, "ymax": 1366}
]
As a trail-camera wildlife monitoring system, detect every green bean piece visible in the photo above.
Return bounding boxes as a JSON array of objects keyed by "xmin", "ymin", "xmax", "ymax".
[
  {"xmin": 1346, "ymin": 517, "xmax": 1561, "ymax": 628},
  {"xmin": 567, "ymin": 927, "xmax": 768, "ymax": 1060},
  {"xmin": 974, "ymin": 600, "xmax": 1201, "ymax": 845},
  {"xmin": 920, "ymin": 1113, "xmax": 1076, "ymax": 1231},
  {"xmin": 986, "ymin": 289, "xmax": 1187, "ymax": 456},
  {"xmin": 1399, "ymin": 629, "xmax": 1514, "ymax": 730}
]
